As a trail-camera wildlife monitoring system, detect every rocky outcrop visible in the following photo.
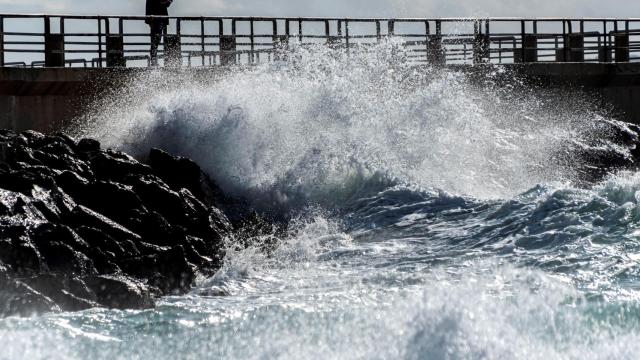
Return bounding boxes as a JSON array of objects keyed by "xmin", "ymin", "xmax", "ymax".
[{"xmin": 0, "ymin": 130, "xmax": 232, "ymax": 317}]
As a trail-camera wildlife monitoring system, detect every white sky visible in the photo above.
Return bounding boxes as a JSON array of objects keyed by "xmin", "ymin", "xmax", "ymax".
[{"xmin": 0, "ymin": 0, "xmax": 638, "ymax": 18}]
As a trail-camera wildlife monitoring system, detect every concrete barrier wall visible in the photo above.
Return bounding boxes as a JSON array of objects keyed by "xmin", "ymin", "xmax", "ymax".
[{"xmin": 0, "ymin": 64, "xmax": 640, "ymax": 133}]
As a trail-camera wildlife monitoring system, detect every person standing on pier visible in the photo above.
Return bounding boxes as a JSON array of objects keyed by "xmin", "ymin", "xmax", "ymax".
[{"xmin": 146, "ymin": 0, "xmax": 173, "ymax": 66}]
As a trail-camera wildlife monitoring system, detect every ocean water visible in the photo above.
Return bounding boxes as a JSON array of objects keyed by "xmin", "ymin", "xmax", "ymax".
[{"xmin": 2, "ymin": 42, "xmax": 640, "ymax": 359}]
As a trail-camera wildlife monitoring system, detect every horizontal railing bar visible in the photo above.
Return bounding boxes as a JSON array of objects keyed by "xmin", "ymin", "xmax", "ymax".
[{"xmin": 5, "ymin": 14, "xmax": 640, "ymax": 21}]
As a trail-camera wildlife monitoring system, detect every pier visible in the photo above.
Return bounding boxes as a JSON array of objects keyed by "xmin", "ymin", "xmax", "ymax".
[{"xmin": 1, "ymin": 15, "xmax": 640, "ymax": 130}]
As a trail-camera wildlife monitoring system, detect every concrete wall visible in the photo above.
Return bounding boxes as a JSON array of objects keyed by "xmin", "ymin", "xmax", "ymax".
[{"xmin": 1, "ymin": 64, "xmax": 640, "ymax": 133}]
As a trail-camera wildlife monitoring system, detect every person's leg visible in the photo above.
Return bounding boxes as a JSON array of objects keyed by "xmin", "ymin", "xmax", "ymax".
[{"xmin": 149, "ymin": 22, "xmax": 162, "ymax": 66}]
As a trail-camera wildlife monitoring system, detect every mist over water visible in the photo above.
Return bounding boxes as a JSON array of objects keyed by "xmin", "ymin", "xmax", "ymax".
[
  {"xmin": 4, "ymin": 42, "xmax": 640, "ymax": 359},
  {"xmin": 76, "ymin": 41, "xmax": 626, "ymax": 203}
]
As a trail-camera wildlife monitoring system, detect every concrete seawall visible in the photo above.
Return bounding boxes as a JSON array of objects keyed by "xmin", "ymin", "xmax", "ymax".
[{"xmin": 1, "ymin": 63, "xmax": 639, "ymax": 132}]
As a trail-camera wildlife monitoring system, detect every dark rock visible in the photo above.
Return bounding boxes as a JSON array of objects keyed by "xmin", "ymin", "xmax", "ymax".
[
  {"xmin": 0, "ymin": 236, "xmax": 43, "ymax": 274},
  {"xmin": 40, "ymin": 139, "xmax": 75, "ymax": 158},
  {"xmin": 119, "ymin": 246, "xmax": 194, "ymax": 294},
  {"xmin": 32, "ymin": 150, "xmax": 91, "ymax": 177},
  {"xmin": 19, "ymin": 131, "xmax": 46, "ymax": 148},
  {"xmin": 5, "ymin": 145, "xmax": 42, "ymax": 166},
  {"xmin": 79, "ymin": 181, "xmax": 145, "ymax": 223},
  {"xmin": 32, "ymin": 223, "xmax": 90, "ymax": 254},
  {"xmin": 76, "ymin": 138, "xmax": 100, "ymax": 153},
  {"xmin": 50, "ymin": 133, "xmax": 77, "ymax": 150},
  {"xmin": 89, "ymin": 150, "xmax": 152, "ymax": 181},
  {"xmin": 125, "ymin": 210, "xmax": 174, "ymax": 247},
  {"xmin": 55, "ymin": 170, "xmax": 90, "ymax": 202},
  {"xmin": 0, "ymin": 131, "xmax": 235, "ymax": 317},
  {"xmin": 0, "ymin": 278, "xmax": 59, "ymax": 317},
  {"xmin": 0, "ymin": 168, "xmax": 56, "ymax": 195},
  {"xmin": 21, "ymin": 274, "xmax": 98, "ymax": 312},
  {"xmin": 148, "ymin": 148, "xmax": 225, "ymax": 203},
  {"xmin": 74, "ymin": 225, "xmax": 138, "ymax": 258},
  {"xmin": 66, "ymin": 205, "xmax": 141, "ymax": 244},
  {"xmin": 37, "ymin": 241, "xmax": 96, "ymax": 276},
  {"xmin": 131, "ymin": 175, "xmax": 188, "ymax": 224},
  {"xmin": 83, "ymin": 275, "xmax": 154, "ymax": 309}
]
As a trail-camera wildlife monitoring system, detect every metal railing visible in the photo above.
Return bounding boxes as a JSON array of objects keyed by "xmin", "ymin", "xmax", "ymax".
[{"xmin": 0, "ymin": 14, "xmax": 639, "ymax": 68}]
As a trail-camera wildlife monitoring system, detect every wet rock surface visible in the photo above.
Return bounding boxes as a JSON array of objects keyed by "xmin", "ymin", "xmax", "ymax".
[{"xmin": 0, "ymin": 130, "xmax": 233, "ymax": 317}]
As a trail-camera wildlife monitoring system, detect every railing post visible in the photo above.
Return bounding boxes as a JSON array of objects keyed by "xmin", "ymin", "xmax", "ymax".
[
  {"xmin": 250, "ymin": 19, "xmax": 256, "ymax": 63},
  {"xmin": 0, "ymin": 16, "xmax": 4, "ymax": 67},
  {"xmin": 44, "ymin": 16, "xmax": 65, "ymax": 67},
  {"xmin": 345, "ymin": 20, "xmax": 350, "ymax": 50},
  {"xmin": 220, "ymin": 35, "xmax": 236, "ymax": 65},
  {"xmin": 517, "ymin": 34, "xmax": 538, "ymax": 63},
  {"xmin": 388, "ymin": 20, "xmax": 395, "ymax": 37},
  {"xmin": 201, "ymin": 18, "xmax": 206, "ymax": 66},
  {"xmin": 599, "ymin": 20, "xmax": 611, "ymax": 63},
  {"xmin": 614, "ymin": 32, "xmax": 630, "ymax": 63},
  {"xmin": 473, "ymin": 21, "xmax": 490, "ymax": 64},
  {"xmin": 426, "ymin": 34, "xmax": 445, "ymax": 65},
  {"xmin": 106, "ymin": 35, "xmax": 125, "ymax": 67},
  {"xmin": 566, "ymin": 33, "xmax": 584, "ymax": 62},
  {"xmin": 520, "ymin": 20, "xmax": 526, "ymax": 63},
  {"xmin": 97, "ymin": 18, "xmax": 103, "ymax": 67}
]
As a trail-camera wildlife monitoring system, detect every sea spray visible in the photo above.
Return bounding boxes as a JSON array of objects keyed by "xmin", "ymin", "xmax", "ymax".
[{"xmin": 74, "ymin": 41, "xmax": 629, "ymax": 208}]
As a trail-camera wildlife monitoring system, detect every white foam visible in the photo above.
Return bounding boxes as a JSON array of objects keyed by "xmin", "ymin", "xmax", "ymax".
[{"xmin": 75, "ymin": 41, "xmax": 621, "ymax": 206}]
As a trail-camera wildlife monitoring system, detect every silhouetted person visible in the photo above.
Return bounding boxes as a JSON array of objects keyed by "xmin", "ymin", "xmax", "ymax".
[{"xmin": 146, "ymin": 0, "xmax": 173, "ymax": 65}]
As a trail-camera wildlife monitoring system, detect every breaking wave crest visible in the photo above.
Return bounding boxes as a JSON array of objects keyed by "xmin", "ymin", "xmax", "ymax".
[{"xmin": 75, "ymin": 41, "xmax": 633, "ymax": 209}]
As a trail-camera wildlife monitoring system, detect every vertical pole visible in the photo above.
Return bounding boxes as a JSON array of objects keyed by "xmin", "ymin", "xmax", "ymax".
[
  {"xmin": 220, "ymin": 35, "xmax": 236, "ymax": 65},
  {"xmin": 614, "ymin": 32, "xmax": 630, "ymax": 62},
  {"xmin": 345, "ymin": 20, "xmax": 349, "ymax": 50},
  {"xmin": 520, "ymin": 34, "xmax": 538, "ymax": 63},
  {"xmin": 0, "ymin": 16, "xmax": 4, "ymax": 67},
  {"xmin": 298, "ymin": 19, "xmax": 303, "ymax": 44},
  {"xmin": 562, "ymin": 20, "xmax": 568, "ymax": 62},
  {"xmin": 388, "ymin": 20, "xmax": 395, "ymax": 37},
  {"xmin": 324, "ymin": 20, "xmax": 330, "ymax": 41},
  {"xmin": 44, "ymin": 16, "xmax": 65, "ymax": 67},
  {"xmin": 98, "ymin": 18, "xmax": 103, "ymax": 67},
  {"xmin": 250, "ymin": 20, "xmax": 255, "ymax": 63},
  {"xmin": 44, "ymin": 15, "xmax": 50, "ymax": 36},
  {"xmin": 231, "ymin": 19, "xmax": 237, "ymax": 63},
  {"xmin": 285, "ymin": 19, "xmax": 290, "ymax": 39},
  {"xmin": 520, "ymin": 20, "xmax": 526, "ymax": 64},
  {"xmin": 376, "ymin": 20, "xmax": 381, "ymax": 43},
  {"xmin": 106, "ymin": 34, "xmax": 125, "ymax": 67},
  {"xmin": 201, "ymin": 18, "xmax": 205, "ymax": 66},
  {"xmin": 473, "ymin": 20, "xmax": 489, "ymax": 64}
]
